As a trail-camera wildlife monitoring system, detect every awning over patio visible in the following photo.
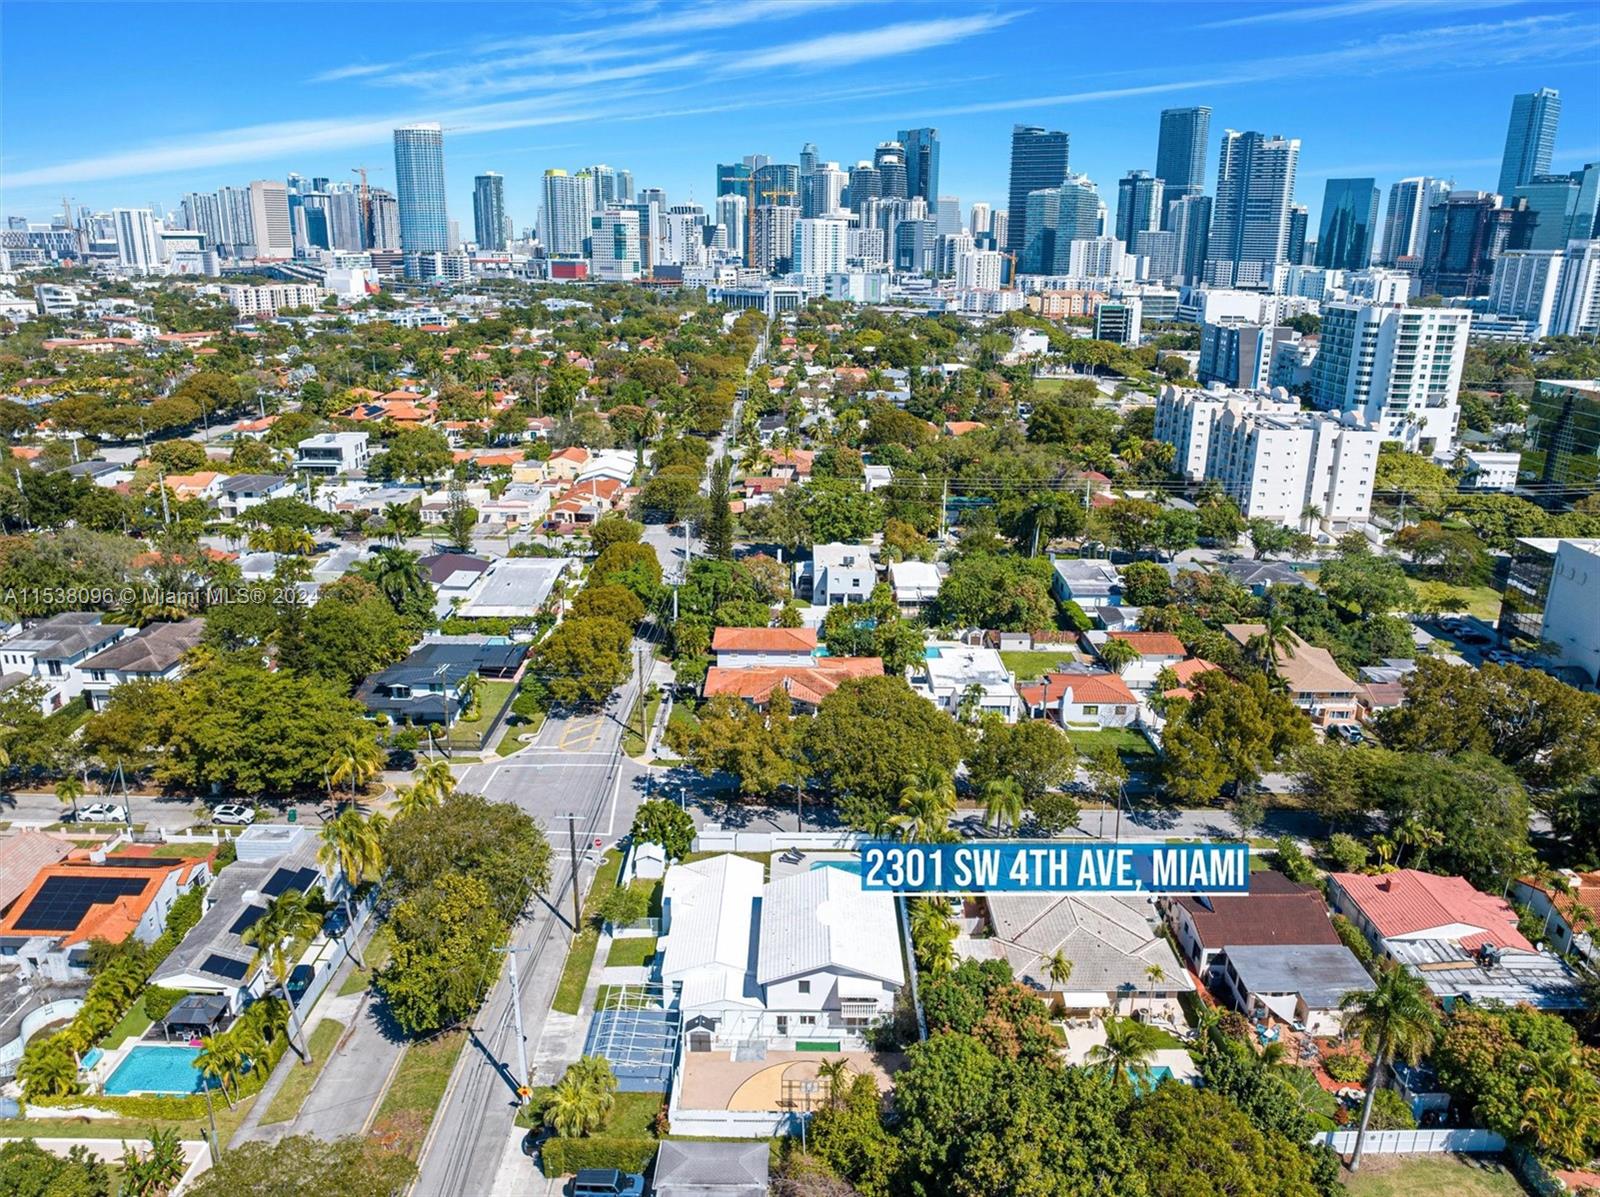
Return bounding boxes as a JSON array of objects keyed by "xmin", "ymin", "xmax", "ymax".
[{"xmin": 163, "ymin": 993, "xmax": 229, "ymax": 1038}]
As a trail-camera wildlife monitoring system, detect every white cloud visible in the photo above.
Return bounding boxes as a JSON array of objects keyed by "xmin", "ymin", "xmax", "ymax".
[
  {"xmin": 727, "ymin": 12, "xmax": 1022, "ymax": 72},
  {"xmin": 1198, "ymin": 0, "xmax": 1519, "ymax": 30}
]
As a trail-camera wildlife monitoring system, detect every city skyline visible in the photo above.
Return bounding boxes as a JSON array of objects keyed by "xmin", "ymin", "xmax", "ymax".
[{"xmin": 4, "ymin": 1, "xmax": 1600, "ymax": 232}]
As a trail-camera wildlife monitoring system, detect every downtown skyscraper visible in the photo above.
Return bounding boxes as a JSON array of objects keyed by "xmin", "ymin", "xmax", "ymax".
[
  {"xmin": 1205, "ymin": 129, "xmax": 1300, "ymax": 288},
  {"xmin": 1380, "ymin": 176, "xmax": 1452, "ymax": 265},
  {"xmin": 1498, "ymin": 88, "xmax": 1561, "ymax": 200},
  {"xmin": 473, "ymin": 172, "xmax": 508, "ymax": 251},
  {"xmin": 897, "ymin": 127, "xmax": 940, "ymax": 204},
  {"xmin": 1006, "ymin": 124, "xmax": 1071, "ymax": 261},
  {"xmin": 392, "ymin": 123, "xmax": 450, "ymax": 253},
  {"xmin": 1154, "ymin": 106, "xmax": 1211, "ymax": 200},
  {"xmin": 1315, "ymin": 178, "xmax": 1380, "ymax": 271}
]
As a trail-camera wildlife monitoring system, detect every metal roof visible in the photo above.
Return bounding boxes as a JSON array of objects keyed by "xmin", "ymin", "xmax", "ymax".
[
  {"xmin": 1222, "ymin": 943, "xmax": 1373, "ymax": 1010},
  {"xmin": 756, "ymin": 866, "xmax": 904, "ymax": 988}
]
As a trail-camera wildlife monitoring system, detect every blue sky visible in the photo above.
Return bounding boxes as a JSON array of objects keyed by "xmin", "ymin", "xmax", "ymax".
[{"xmin": 4, "ymin": 0, "xmax": 1599, "ymax": 232}]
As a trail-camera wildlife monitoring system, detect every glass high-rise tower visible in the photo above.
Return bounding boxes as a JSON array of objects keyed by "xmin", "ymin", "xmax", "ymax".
[
  {"xmin": 1115, "ymin": 170, "xmax": 1165, "ymax": 247},
  {"xmin": 1498, "ymin": 88, "xmax": 1560, "ymax": 200},
  {"xmin": 392, "ymin": 123, "xmax": 449, "ymax": 253},
  {"xmin": 1006, "ymin": 124, "xmax": 1071, "ymax": 260},
  {"xmin": 473, "ymin": 172, "xmax": 508, "ymax": 251},
  {"xmin": 1315, "ymin": 178, "xmax": 1380, "ymax": 270},
  {"xmin": 1155, "ymin": 107, "xmax": 1212, "ymax": 201},
  {"xmin": 897, "ymin": 127, "xmax": 941, "ymax": 204}
]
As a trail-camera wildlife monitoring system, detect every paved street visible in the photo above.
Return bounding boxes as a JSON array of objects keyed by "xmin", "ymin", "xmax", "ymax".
[{"xmin": 411, "ymin": 643, "xmax": 655, "ymax": 1197}]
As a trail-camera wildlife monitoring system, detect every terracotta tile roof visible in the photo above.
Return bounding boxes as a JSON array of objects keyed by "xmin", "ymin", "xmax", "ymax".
[
  {"xmin": 0, "ymin": 849, "xmax": 209, "ymax": 946},
  {"xmin": 703, "ymin": 658, "xmax": 882, "ymax": 705},
  {"xmin": 1038, "ymin": 671, "xmax": 1136, "ymax": 706},
  {"xmin": 1175, "ymin": 871, "xmax": 1341, "ymax": 949},
  {"xmin": 1515, "ymin": 872, "xmax": 1600, "ymax": 922},
  {"xmin": 1331, "ymin": 869, "xmax": 1530, "ymax": 950},
  {"xmin": 1169, "ymin": 658, "xmax": 1218, "ymax": 684},
  {"xmin": 1224, "ymin": 625, "xmax": 1358, "ymax": 695},
  {"xmin": 1108, "ymin": 632, "xmax": 1186, "ymax": 657},
  {"xmin": 942, "ymin": 420, "xmax": 986, "ymax": 436},
  {"xmin": 712, "ymin": 626, "xmax": 817, "ymax": 653}
]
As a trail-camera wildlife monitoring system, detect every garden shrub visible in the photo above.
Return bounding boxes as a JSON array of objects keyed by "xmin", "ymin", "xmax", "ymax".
[{"xmin": 539, "ymin": 1137, "xmax": 656, "ymax": 1176}]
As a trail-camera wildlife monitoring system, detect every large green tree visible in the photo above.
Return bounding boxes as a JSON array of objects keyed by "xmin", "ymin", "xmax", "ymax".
[
  {"xmin": 964, "ymin": 716, "xmax": 1074, "ymax": 802},
  {"xmin": 535, "ymin": 616, "xmax": 632, "ymax": 706},
  {"xmin": 381, "ymin": 789, "xmax": 552, "ymax": 924},
  {"xmin": 1128, "ymin": 1082, "xmax": 1321, "ymax": 1197},
  {"xmin": 804, "ymin": 676, "xmax": 971, "ymax": 829},
  {"xmin": 1160, "ymin": 671, "xmax": 1313, "ymax": 803},
  {"xmin": 379, "ymin": 871, "xmax": 504, "ymax": 1034}
]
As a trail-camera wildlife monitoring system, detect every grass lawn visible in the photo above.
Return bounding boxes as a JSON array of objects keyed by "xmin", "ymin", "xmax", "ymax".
[
  {"xmin": 1139, "ymin": 1025, "xmax": 1186, "ymax": 1050},
  {"xmin": 605, "ymin": 936, "xmax": 658, "ymax": 968},
  {"xmin": 622, "ymin": 691, "xmax": 662, "ymax": 758},
  {"xmin": 98, "ymin": 1003, "xmax": 153, "ymax": 1050},
  {"xmin": 260, "ymin": 1019, "xmax": 346, "ymax": 1125},
  {"xmin": 667, "ymin": 701, "xmax": 699, "ymax": 734},
  {"xmin": 1066, "ymin": 728, "xmax": 1156, "ymax": 761},
  {"xmin": 1407, "ymin": 577, "xmax": 1503, "ymax": 622},
  {"xmin": 552, "ymin": 849, "xmax": 625, "ymax": 1015},
  {"xmin": 337, "ymin": 923, "xmax": 394, "ymax": 996},
  {"xmin": 1342, "ymin": 1155, "xmax": 1533, "ymax": 1197},
  {"xmin": 1001, "ymin": 649, "xmax": 1079, "ymax": 681},
  {"xmin": 496, "ymin": 711, "xmax": 546, "ymax": 755},
  {"xmin": 447, "ymin": 679, "xmax": 518, "ymax": 744},
  {"xmin": 372, "ymin": 1029, "xmax": 466, "ymax": 1162}
]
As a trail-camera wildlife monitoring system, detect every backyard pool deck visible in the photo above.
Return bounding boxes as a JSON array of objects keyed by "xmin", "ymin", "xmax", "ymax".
[{"xmin": 766, "ymin": 850, "xmax": 861, "ymax": 882}]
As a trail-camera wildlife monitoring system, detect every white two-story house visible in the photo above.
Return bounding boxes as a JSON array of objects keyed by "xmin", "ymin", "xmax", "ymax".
[
  {"xmin": 294, "ymin": 432, "xmax": 370, "ymax": 476},
  {"xmin": 0, "ymin": 615, "xmax": 127, "ymax": 711},
  {"xmin": 216, "ymin": 473, "xmax": 295, "ymax": 519},
  {"xmin": 711, "ymin": 627, "xmax": 818, "ymax": 669},
  {"xmin": 81, "ymin": 619, "xmax": 205, "ymax": 710}
]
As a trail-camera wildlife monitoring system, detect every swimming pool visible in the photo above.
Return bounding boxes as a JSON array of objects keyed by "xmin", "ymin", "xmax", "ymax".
[
  {"xmin": 103, "ymin": 1046, "xmax": 215, "ymax": 1096},
  {"xmin": 810, "ymin": 859, "xmax": 864, "ymax": 875}
]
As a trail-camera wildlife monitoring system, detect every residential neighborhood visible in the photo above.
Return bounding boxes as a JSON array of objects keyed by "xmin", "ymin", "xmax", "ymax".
[{"xmin": 0, "ymin": 12, "xmax": 1598, "ymax": 1194}]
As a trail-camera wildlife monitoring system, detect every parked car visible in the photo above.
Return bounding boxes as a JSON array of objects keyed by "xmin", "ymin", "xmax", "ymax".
[
  {"xmin": 212, "ymin": 804, "xmax": 256, "ymax": 826},
  {"xmin": 1332, "ymin": 724, "xmax": 1365, "ymax": 745},
  {"xmin": 74, "ymin": 803, "xmax": 127, "ymax": 823},
  {"xmin": 572, "ymin": 1169, "xmax": 645, "ymax": 1197}
]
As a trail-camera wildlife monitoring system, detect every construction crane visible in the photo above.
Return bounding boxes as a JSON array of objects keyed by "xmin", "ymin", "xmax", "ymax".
[{"xmin": 351, "ymin": 166, "xmax": 375, "ymax": 246}]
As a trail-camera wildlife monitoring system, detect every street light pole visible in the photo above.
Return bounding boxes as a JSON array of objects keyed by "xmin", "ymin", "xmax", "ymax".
[
  {"xmin": 495, "ymin": 945, "xmax": 532, "ymax": 1101},
  {"xmin": 557, "ymin": 813, "xmax": 583, "ymax": 931}
]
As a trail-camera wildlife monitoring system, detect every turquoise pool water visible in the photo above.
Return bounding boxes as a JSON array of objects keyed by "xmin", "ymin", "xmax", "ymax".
[
  {"xmin": 924, "ymin": 647, "xmax": 943, "ymax": 659},
  {"xmin": 810, "ymin": 859, "xmax": 864, "ymax": 875},
  {"xmin": 103, "ymin": 1046, "xmax": 215, "ymax": 1095},
  {"xmin": 78, "ymin": 1048, "xmax": 103, "ymax": 1072},
  {"xmin": 1129, "ymin": 1065, "xmax": 1174, "ymax": 1095}
]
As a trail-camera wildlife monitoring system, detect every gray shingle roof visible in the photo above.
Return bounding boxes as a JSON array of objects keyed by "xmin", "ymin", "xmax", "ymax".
[
  {"xmin": 81, "ymin": 619, "xmax": 203, "ymax": 674},
  {"xmin": 653, "ymin": 1140, "xmax": 769, "ymax": 1196}
]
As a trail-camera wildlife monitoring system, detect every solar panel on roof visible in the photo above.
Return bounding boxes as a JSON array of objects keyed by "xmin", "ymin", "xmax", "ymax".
[
  {"xmin": 95, "ymin": 858, "xmax": 182, "ymax": 869},
  {"xmin": 201, "ymin": 954, "xmax": 250, "ymax": 981},
  {"xmin": 12, "ymin": 875, "xmax": 148, "ymax": 932},
  {"xmin": 261, "ymin": 866, "xmax": 319, "ymax": 897},
  {"xmin": 229, "ymin": 906, "xmax": 266, "ymax": 936}
]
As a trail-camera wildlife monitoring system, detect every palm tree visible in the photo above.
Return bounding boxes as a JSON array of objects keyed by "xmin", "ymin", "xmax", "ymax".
[
  {"xmin": 1087, "ymin": 1017, "xmax": 1160, "ymax": 1088},
  {"xmin": 1045, "ymin": 950, "xmax": 1074, "ymax": 992},
  {"xmin": 814, "ymin": 1058, "xmax": 852, "ymax": 1110},
  {"xmin": 381, "ymin": 502, "xmax": 422, "ymax": 544},
  {"xmin": 895, "ymin": 770, "xmax": 956, "ymax": 842},
  {"xmin": 1338, "ymin": 961, "xmax": 1440, "ymax": 1172},
  {"xmin": 1394, "ymin": 817, "xmax": 1443, "ymax": 871},
  {"xmin": 55, "ymin": 776, "xmax": 85, "ymax": 822},
  {"xmin": 909, "ymin": 898, "xmax": 956, "ymax": 945},
  {"xmin": 394, "ymin": 783, "xmax": 438, "ymax": 819},
  {"xmin": 955, "ymin": 682, "xmax": 987, "ymax": 725},
  {"xmin": 119, "ymin": 1126, "xmax": 186, "ymax": 1197},
  {"xmin": 241, "ymin": 889, "xmax": 322, "ymax": 1065},
  {"xmin": 545, "ymin": 1056, "xmax": 617, "ymax": 1137},
  {"xmin": 459, "ymin": 672, "xmax": 485, "ymax": 722},
  {"xmin": 17, "ymin": 1044, "xmax": 78, "ymax": 1099},
  {"xmin": 195, "ymin": 1035, "xmax": 238, "ymax": 1109},
  {"xmin": 362, "ymin": 546, "xmax": 431, "ymax": 616},
  {"xmin": 1098, "ymin": 637, "xmax": 1139, "ymax": 675},
  {"xmin": 919, "ymin": 933, "xmax": 958, "ymax": 977},
  {"xmin": 325, "ymin": 729, "xmax": 383, "ymax": 806},
  {"xmin": 413, "ymin": 758, "xmax": 456, "ymax": 804},
  {"xmin": 318, "ymin": 808, "xmax": 384, "ymax": 967},
  {"xmin": 981, "ymin": 777, "xmax": 1024, "ymax": 835},
  {"xmin": 1144, "ymin": 964, "xmax": 1168, "ymax": 1017},
  {"xmin": 1246, "ymin": 612, "xmax": 1296, "ymax": 672}
]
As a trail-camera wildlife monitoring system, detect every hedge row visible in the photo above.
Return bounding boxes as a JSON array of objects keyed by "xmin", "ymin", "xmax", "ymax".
[{"xmin": 539, "ymin": 1136, "xmax": 657, "ymax": 1176}]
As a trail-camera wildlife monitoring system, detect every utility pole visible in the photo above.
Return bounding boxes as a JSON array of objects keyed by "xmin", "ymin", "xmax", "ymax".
[
  {"xmin": 495, "ymin": 945, "xmax": 532, "ymax": 1101},
  {"xmin": 557, "ymin": 813, "xmax": 583, "ymax": 930}
]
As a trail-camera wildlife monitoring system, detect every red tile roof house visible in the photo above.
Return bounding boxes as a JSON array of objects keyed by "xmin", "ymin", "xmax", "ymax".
[
  {"xmin": 1019, "ymin": 670, "xmax": 1138, "ymax": 729},
  {"xmin": 712, "ymin": 626, "xmax": 817, "ymax": 669},
  {"xmin": 1325, "ymin": 869, "xmax": 1585, "ymax": 1010},
  {"xmin": 702, "ymin": 658, "xmax": 883, "ymax": 713},
  {"xmin": 1509, "ymin": 870, "xmax": 1600, "ymax": 961}
]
